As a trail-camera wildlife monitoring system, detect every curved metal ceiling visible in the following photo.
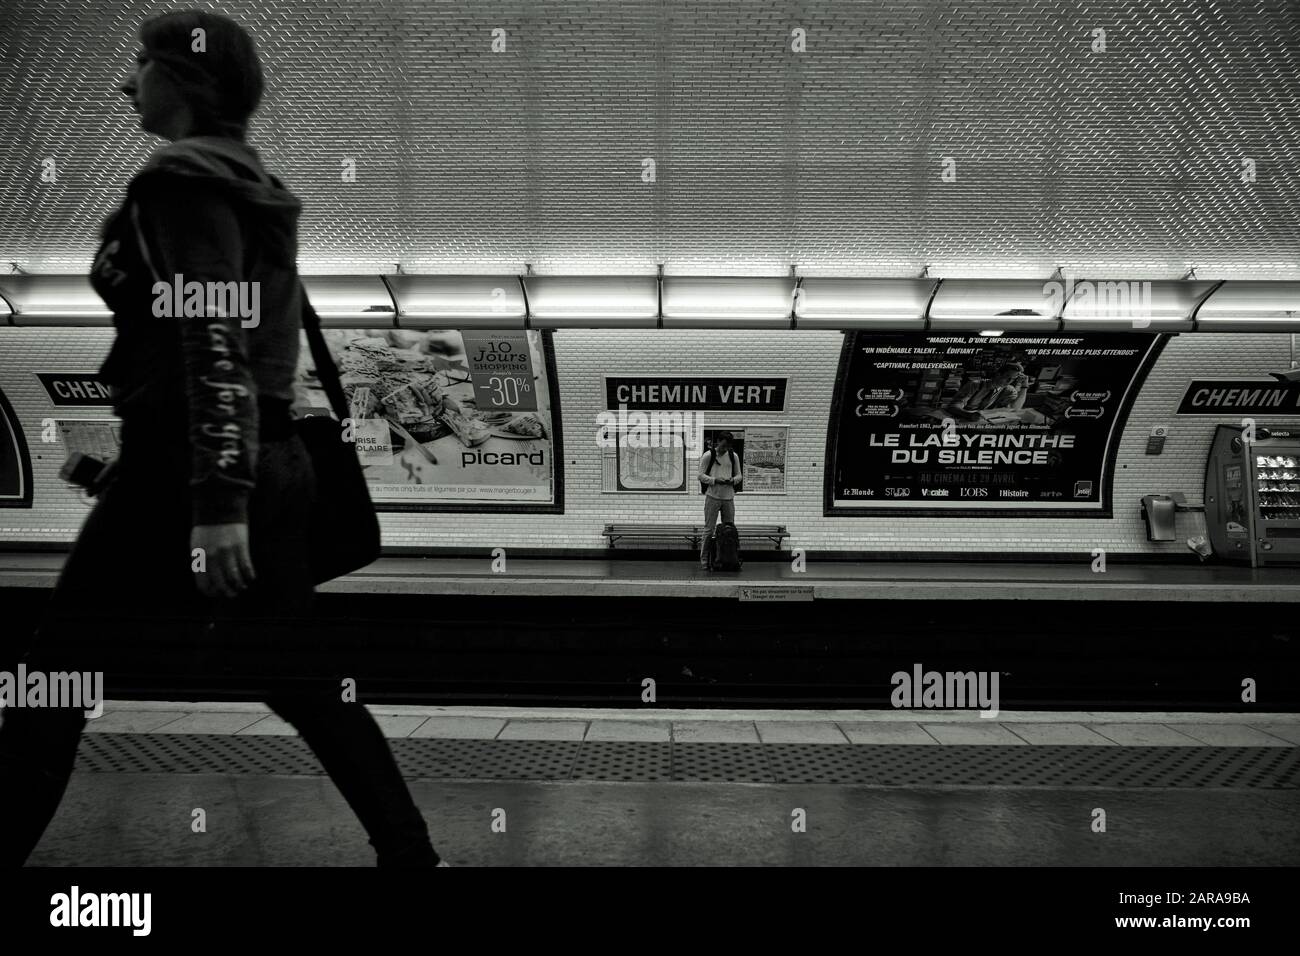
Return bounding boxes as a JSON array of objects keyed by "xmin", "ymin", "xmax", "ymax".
[{"xmin": 2, "ymin": 0, "xmax": 1298, "ymax": 278}]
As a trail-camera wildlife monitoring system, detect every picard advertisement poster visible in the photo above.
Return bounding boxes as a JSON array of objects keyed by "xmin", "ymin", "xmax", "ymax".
[
  {"xmin": 827, "ymin": 331, "xmax": 1163, "ymax": 516},
  {"xmin": 293, "ymin": 329, "xmax": 561, "ymax": 511}
]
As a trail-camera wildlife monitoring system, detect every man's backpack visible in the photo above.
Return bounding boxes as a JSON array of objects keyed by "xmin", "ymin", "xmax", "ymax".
[
  {"xmin": 700, "ymin": 448, "xmax": 742, "ymax": 494},
  {"xmin": 709, "ymin": 521, "xmax": 743, "ymax": 571}
]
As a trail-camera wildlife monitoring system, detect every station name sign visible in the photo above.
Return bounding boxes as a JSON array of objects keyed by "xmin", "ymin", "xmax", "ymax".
[
  {"xmin": 35, "ymin": 373, "xmax": 114, "ymax": 407},
  {"xmin": 1177, "ymin": 380, "xmax": 1300, "ymax": 415},
  {"xmin": 605, "ymin": 376, "xmax": 787, "ymax": 411}
]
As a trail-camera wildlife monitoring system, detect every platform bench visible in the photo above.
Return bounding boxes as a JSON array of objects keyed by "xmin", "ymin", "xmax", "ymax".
[{"xmin": 603, "ymin": 523, "xmax": 789, "ymax": 551}]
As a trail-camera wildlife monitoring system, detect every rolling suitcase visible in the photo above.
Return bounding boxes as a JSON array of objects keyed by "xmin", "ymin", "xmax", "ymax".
[{"xmin": 710, "ymin": 521, "xmax": 743, "ymax": 572}]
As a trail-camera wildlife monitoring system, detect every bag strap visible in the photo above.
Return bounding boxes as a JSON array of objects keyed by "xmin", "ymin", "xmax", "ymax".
[
  {"xmin": 299, "ymin": 281, "xmax": 351, "ymax": 422},
  {"xmin": 707, "ymin": 447, "xmax": 738, "ymax": 476},
  {"xmin": 703, "ymin": 447, "xmax": 718, "ymax": 491}
]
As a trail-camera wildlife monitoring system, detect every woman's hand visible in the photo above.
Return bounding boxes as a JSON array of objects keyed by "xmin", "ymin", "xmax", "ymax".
[{"xmin": 191, "ymin": 523, "xmax": 256, "ymax": 599}]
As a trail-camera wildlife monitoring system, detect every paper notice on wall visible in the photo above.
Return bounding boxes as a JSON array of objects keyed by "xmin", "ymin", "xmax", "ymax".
[
  {"xmin": 738, "ymin": 426, "xmax": 788, "ymax": 494},
  {"xmin": 57, "ymin": 420, "xmax": 122, "ymax": 462}
]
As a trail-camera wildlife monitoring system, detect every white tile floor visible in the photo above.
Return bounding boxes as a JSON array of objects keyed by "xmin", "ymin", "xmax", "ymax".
[
  {"xmin": 409, "ymin": 716, "xmax": 506, "ymax": 739},
  {"xmin": 138, "ymin": 712, "xmax": 264, "ymax": 735},
  {"xmin": 370, "ymin": 715, "xmax": 429, "ymax": 738},
  {"xmin": 1087, "ymin": 723, "xmax": 1204, "ymax": 746},
  {"xmin": 755, "ymin": 721, "xmax": 850, "ymax": 744},
  {"xmin": 81, "ymin": 710, "xmax": 191, "ymax": 734},
  {"xmin": 583, "ymin": 720, "xmax": 672, "ymax": 742},
  {"xmin": 670, "ymin": 720, "xmax": 761, "ymax": 744},
  {"xmin": 39, "ymin": 702, "xmax": 1300, "ymax": 746},
  {"xmin": 838, "ymin": 722, "xmax": 939, "ymax": 745},
  {"xmin": 1174, "ymin": 724, "xmax": 1294, "ymax": 747},
  {"xmin": 1004, "ymin": 723, "xmax": 1116, "ymax": 746},
  {"xmin": 235, "ymin": 715, "xmax": 297, "ymax": 736},
  {"xmin": 1253, "ymin": 722, "xmax": 1300, "ymax": 745},
  {"xmin": 923, "ymin": 723, "xmax": 1030, "ymax": 746},
  {"xmin": 496, "ymin": 719, "xmax": 588, "ymax": 741}
]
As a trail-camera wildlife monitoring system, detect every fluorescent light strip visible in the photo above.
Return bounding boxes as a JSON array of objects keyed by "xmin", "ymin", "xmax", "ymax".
[{"xmin": 1, "ymin": 274, "xmax": 1298, "ymax": 330}]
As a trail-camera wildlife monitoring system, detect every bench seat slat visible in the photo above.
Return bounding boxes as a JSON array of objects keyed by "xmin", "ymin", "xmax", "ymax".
[{"xmin": 604, "ymin": 523, "xmax": 789, "ymax": 549}]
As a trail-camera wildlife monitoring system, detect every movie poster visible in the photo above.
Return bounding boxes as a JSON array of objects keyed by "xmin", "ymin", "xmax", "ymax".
[
  {"xmin": 827, "ymin": 331, "xmax": 1163, "ymax": 515},
  {"xmin": 293, "ymin": 329, "xmax": 560, "ymax": 510}
]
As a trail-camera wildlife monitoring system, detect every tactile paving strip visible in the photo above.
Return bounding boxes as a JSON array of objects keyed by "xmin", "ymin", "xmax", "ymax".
[
  {"xmin": 762, "ymin": 745, "xmax": 1300, "ymax": 789},
  {"xmin": 78, "ymin": 733, "xmax": 327, "ymax": 776},
  {"xmin": 393, "ymin": 739, "xmax": 581, "ymax": 781},
  {"xmin": 671, "ymin": 743, "xmax": 775, "ymax": 783},
  {"xmin": 572, "ymin": 742, "xmax": 674, "ymax": 782},
  {"xmin": 73, "ymin": 735, "xmax": 1300, "ymax": 789}
]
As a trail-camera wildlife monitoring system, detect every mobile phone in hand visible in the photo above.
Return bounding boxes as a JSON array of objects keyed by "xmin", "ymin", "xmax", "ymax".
[{"xmin": 60, "ymin": 452, "xmax": 107, "ymax": 490}]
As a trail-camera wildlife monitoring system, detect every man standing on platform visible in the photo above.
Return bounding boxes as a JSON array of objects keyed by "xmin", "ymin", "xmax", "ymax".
[{"xmin": 699, "ymin": 431, "xmax": 743, "ymax": 569}]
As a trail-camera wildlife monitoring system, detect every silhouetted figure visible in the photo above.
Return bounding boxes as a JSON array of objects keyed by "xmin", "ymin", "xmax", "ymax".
[{"xmin": 0, "ymin": 10, "xmax": 444, "ymax": 867}]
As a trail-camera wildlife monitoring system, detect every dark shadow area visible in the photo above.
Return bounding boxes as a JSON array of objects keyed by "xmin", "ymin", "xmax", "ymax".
[{"xmin": 3, "ymin": 586, "xmax": 1297, "ymax": 709}]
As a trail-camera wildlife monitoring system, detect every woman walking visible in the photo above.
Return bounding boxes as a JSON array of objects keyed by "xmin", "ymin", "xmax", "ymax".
[{"xmin": 0, "ymin": 10, "xmax": 445, "ymax": 867}]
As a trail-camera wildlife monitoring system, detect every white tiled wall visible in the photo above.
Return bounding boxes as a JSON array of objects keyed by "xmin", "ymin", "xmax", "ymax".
[{"xmin": 2, "ymin": 327, "xmax": 1296, "ymax": 555}]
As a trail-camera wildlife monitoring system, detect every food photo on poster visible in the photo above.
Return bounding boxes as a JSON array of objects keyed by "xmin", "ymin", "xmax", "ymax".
[
  {"xmin": 292, "ymin": 329, "xmax": 560, "ymax": 509},
  {"xmin": 827, "ymin": 331, "xmax": 1164, "ymax": 515}
]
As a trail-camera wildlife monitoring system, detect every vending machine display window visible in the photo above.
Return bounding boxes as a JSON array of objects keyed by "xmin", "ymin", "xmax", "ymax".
[
  {"xmin": 1204, "ymin": 424, "xmax": 1300, "ymax": 566},
  {"xmin": 1251, "ymin": 443, "xmax": 1300, "ymax": 565}
]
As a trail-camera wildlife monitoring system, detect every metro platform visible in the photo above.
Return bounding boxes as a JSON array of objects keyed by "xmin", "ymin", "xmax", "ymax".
[
  {"xmin": 4, "ymin": 552, "xmax": 1299, "ymax": 867},
  {"xmin": 3, "ymin": 552, "xmax": 1300, "ymax": 602},
  {"xmin": 3, "ymin": 553, "xmax": 1299, "ymax": 710},
  {"xmin": 12, "ymin": 703, "xmax": 1300, "ymax": 867}
]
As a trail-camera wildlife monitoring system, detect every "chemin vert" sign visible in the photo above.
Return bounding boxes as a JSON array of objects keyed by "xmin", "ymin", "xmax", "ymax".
[{"xmin": 1177, "ymin": 380, "xmax": 1300, "ymax": 415}]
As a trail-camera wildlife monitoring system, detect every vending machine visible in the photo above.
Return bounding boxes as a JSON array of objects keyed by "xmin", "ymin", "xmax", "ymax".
[{"xmin": 1204, "ymin": 424, "xmax": 1300, "ymax": 566}]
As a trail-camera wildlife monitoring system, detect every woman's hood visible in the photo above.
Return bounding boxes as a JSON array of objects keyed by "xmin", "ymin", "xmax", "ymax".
[{"xmin": 131, "ymin": 135, "xmax": 302, "ymax": 226}]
